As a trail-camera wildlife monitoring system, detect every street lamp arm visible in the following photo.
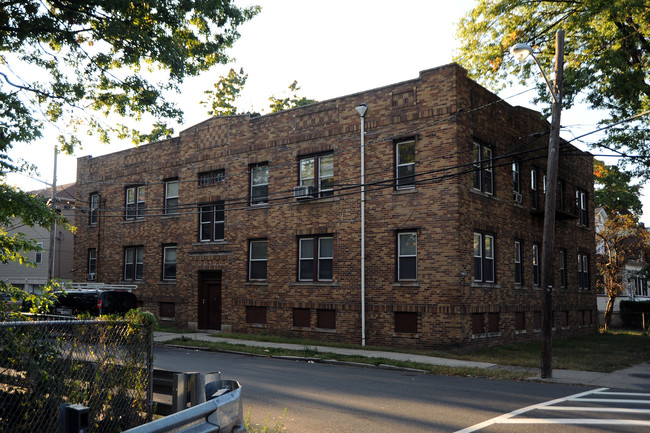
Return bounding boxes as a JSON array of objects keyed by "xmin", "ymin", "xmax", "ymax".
[{"xmin": 529, "ymin": 53, "xmax": 559, "ymax": 104}]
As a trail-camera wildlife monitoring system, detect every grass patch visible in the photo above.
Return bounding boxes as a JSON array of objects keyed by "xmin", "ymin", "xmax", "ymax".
[{"xmin": 466, "ymin": 329, "xmax": 650, "ymax": 372}]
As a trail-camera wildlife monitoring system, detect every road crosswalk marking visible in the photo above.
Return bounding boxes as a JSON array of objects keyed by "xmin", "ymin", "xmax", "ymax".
[{"xmin": 456, "ymin": 387, "xmax": 650, "ymax": 432}]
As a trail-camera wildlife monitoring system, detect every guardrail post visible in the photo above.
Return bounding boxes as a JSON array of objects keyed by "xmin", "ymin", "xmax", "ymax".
[
  {"xmin": 190, "ymin": 372, "xmax": 221, "ymax": 405},
  {"xmin": 172, "ymin": 373, "xmax": 187, "ymax": 413}
]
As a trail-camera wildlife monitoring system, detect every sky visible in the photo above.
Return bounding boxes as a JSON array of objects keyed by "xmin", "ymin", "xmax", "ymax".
[{"xmin": 5, "ymin": 0, "xmax": 642, "ymax": 222}]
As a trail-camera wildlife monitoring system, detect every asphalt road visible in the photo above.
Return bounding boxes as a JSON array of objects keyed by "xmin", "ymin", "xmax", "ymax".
[{"xmin": 152, "ymin": 346, "xmax": 650, "ymax": 433}]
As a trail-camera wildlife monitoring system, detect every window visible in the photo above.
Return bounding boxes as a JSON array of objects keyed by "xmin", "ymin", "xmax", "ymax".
[
  {"xmin": 514, "ymin": 240, "xmax": 523, "ymax": 285},
  {"xmin": 88, "ymin": 249, "xmax": 97, "ymax": 275},
  {"xmin": 299, "ymin": 154, "xmax": 334, "ymax": 197},
  {"xmin": 163, "ymin": 245, "xmax": 177, "ymax": 280},
  {"xmin": 246, "ymin": 306, "xmax": 267, "ymax": 324},
  {"xmin": 35, "ymin": 242, "xmax": 43, "ymax": 264},
  {"xmin": 578, "ymin": 253, "xmax": 589, "ymax": 290},
  {"xmin": 250, "ymin": 163, "xmax": 269, "ymax": 205},
  {"xmin": 530, "ymin": 169, "xmax": 538, "ymax": 210},
  {"xmin": 633, "ymin": 276, "xmax": 648, "ymax": 296},
  {"xmin": 559, "ymin": 249, "xmax": 567, "ymax": 288},
  {"xmin": 398, "ymin": 232, "xmax": 417, "ymax": 281},
  {"xmin": 249, "ymin": 239, "xmax": 268, "ymax": 280},
  {"xmin": 200, "ymin": 202, "xmax": 225, "ymax": 242},
  {"xmin": 126, "ymin": 186, "xmax": 145, "ymax": 220},
  {"xmin": 471, "ymin": 313, "xmax": 484, "ymax": 335},
  {"xmin": 488, "ymin": 313, "xmax": 499, "ymax": 334},
  {"xmin": 124, "ymin": 246, "xmax": 144, "ymax": 281},
  {"xmin": 199, "ymin": 169, "xmax": 225, "ymax": 186},
  {"xmin": 515, "ymin": 312, "xmax": 526, "ymax": 331},
  {"xmin": 317, "ymin": 309, "xmax": 336, "ymax": 329},
  {"xmin": 293, "ymin": 308, "xmax": 310, "ymax": 328},
  {"xmin": 164, "ymin": 179, "xmax": 179, "ymax": 215},
  {"xmin": 577, "ymin": 190, "xmax": 588, "ymax": 226},
  {"xmin": 472, "ymin": 142, "xmax": 493, "ymax": 194},
  {"xmin": 395, "ymin": 312, "xmax": 418, "ymax": 333},
  {"xmin": 299, "ymin": 236, "xmax": 333, "ymax": 281},
  {"xmin": 473, "ymin": 232, "xmax": 495, "ymax": 283},
  {"xmin": 160, "ymin": 302, "xmax": 175, "ymax": 320},
  {"xmin": 512, "ymin": 162, "xmax": 521, "ymax": 202},
  {"xmin": 396, "ymin": 139, "xmax": 415, "ymax": 189},
  {"xmin": 89, "ymin": 193, "xmax": 100, "ymax": 225},
  {"xmin": 532, "ymin": 244, "xmax": 540, "ymax": 287},
  {"xmin": 533, "ymin": 311, "xmax": 542, "ymax": 330}
]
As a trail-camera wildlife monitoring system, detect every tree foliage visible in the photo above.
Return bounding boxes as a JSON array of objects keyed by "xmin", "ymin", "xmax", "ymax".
[
  {"xmin": 596, "ymin": 212, "xmax": 650, "ymax": 329},
  {"xmin": 268, "ymin": 80, "xmax": 317, "ymax": 113},
  {"xmin": 594, "ymin": 161, "xmax": 643, "ymax": 216},
  {"xmin": 201, "ymin": 68, "xmax": 248, "ymax": 116},
  {"xmin": 0, "ymin": 0, "xmax": 259, "ymax": 153},
  {"xmin": 455, "ymin": 0, "xmax": 650, "ymax": 177}
]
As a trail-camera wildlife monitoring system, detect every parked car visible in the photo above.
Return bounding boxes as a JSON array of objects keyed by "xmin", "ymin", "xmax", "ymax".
[{"xmin": 51, "ymin": 289, "xmax": 138, "ymax": 316}]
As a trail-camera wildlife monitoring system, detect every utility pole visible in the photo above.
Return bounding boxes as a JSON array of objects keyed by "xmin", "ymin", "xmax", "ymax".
[
  {"xmin": 47, "ymin": 146, "xmax": 58, "ymax": 282},
  {"xmin": 540, "ymin": 30, "xmax": 565, "ymax": 379}
]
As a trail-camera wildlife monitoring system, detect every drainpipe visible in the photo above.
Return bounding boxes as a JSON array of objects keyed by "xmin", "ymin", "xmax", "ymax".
[{"xmin": 355, "ymin": 103, "xmax": 368, "ymax": 346}]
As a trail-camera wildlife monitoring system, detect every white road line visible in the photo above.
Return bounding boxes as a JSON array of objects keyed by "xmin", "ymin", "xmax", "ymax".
[
  {"xmin": 596, "ymin": 391, "xmax": 650, "ymax": 397},
  {"xmin": 500, "ymin": 418, "xmax": 650, "ymax": 426},
  {"xmin": 573, "ymin": 398, "xmax": 650, "ymax": 404},
  {"xmin": 454, "ymin": 388, "xmax": 609, "ymax": 433},
  {"xmin": 537, "ymin": 406, "xmax": 650, "ymax": 414}
]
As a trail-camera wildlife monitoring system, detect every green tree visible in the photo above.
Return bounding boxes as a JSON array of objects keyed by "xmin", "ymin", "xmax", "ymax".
[
  {"xmin": 0, "ymin": 1, "xmax": 259, "ymax": 309},
  {"xmin": 594, "ymin": 161, "xmax": 643, "ymax": 215},
  {"xmin": 454, "ymin": 1, "xmax": 650, "ymax": 177},
  {"xmin": 596, "ymin": 212, "xmax": 650, "ymax": 330},
  {"xmin": 201, "ymin": 68, "xmax": 248, "ymax": 116},
  {"xmin": 269, "ymin": 81, "xmax": 317, "ymax": 113}
]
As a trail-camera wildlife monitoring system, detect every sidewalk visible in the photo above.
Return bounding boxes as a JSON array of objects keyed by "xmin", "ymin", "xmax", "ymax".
[{"xmin": 154, "ymin": 331, "xmax": 650, "ymax": 391}]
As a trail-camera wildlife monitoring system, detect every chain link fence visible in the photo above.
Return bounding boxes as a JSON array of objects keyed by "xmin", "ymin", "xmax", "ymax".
[{"xmin": 0, "ymin": 316, "xmax": 154, "ymax": 433}]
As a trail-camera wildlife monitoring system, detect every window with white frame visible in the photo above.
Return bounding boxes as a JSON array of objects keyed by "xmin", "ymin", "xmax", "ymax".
[
  {"xmin": 473, "ymin": 232, "xmax": 495, "ymax": 283},
  {"xmin": 89, "ymin": 193, "xmax": 100, "ymax": 225},
  {"xmin": 560, "ymin": 250, "xmax": 566, "ymax": 289},
  {"xmin": 530, "ymin": 169, "xmax": 538, "ymax": 210},
  {"xmin": 163, "ymin": 245, "xmax": 177, "ymax": 280},
  {"xmin": 88, "ymin": 249, "xmax": 97, "ymax": 276},
  {"xmin": 576, "ymin": 189, "xmax": 588, "ymax": 226},
  {"xmin": 299, "ymin": 154, "xmax": 334, "ymax": 198},
  {"xmin": 164, "ymin": 179, "xmax": 179, "ymax": 215},
  {"xmin": 514, "ymin": 240, "xmax": 523, "ymax": 285},
  {"xmin": 299, "ymin": 236, "xmax": 333, "ymax": 281},
  {"xmin": 125, "ymin": 186, "xmax": 145, "ymax": 220},
  {"xmin": 250, "ymin": 163, "xmax": 269, "ymax": 205},
  {"xmin": 578, "ymin": 253, "xmax": 589, "ymax": 290},
  {"xmin": 512, "ymin": 161, "xmax": 521, "ymax": 202},
  {"xmin": 532, "ymin": 244, "xmax": 540, "ymax": 287},
  {"xmin": 472, "ymin": 142, "xmax": 493, "ymax": 194},
  {"xmin": 396, "ymin": 140, "xmax": 415, "ymax": 189},
  {"xmin": 124, "ymin": 246, "xmax": 143, "ymax": 281},
  {"xmin": 249, "ymin": 239, "xmax": 268, "ymax": 280},
  {"xmin": 35, "ymin": 242, "xmax": 43, "ymax": 264},
  {"xmin": 199, "ymin": 202, "xmax": 225, "ymax": 242},
  {"xmin": 397, "ymin": 232, "xmax": 417, "ymax": 280}
]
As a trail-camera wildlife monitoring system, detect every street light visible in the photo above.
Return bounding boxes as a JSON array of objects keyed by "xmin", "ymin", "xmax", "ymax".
[
  {"xmin": 511, "ymin": 30, "xmax": 565, "ymax": 379},
  {"xmin": 355, "ymin": 103, "xmax": 367, "ymax": 347}
]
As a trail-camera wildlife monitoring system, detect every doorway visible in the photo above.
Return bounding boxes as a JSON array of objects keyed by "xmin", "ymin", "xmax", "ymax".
[{"xmin": 198, "ymin": 271, "xmax": 222, "ymax": 330}]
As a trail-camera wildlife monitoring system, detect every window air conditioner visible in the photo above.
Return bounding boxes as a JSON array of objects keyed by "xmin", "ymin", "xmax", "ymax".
[
  {"xmin": 513, "ymin": 192, "xmax": 523, "ymax": 204},
  {"xmin": 293, "ymin": 185, "xmax": 313, "ymax": 199},
  {"xmin": 87, "ymin": 273, "xmax": 96, "ymax": 281}
]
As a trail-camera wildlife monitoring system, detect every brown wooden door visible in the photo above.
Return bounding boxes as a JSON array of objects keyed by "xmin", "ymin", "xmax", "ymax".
[{"xmin": 198, "ymin": 271, "xmax": 221, "ymax": 330}]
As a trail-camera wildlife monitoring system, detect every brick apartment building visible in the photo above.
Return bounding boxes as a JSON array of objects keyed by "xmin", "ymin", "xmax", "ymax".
[{"xmin": 73, "ymin": 63, "xmax": 597, "ymax": 350}]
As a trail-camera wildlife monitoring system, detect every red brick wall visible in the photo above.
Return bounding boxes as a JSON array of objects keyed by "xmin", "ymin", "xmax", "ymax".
[{"xmin": 74, "ymin": 63, "xmax": 596, "ymax": 350}]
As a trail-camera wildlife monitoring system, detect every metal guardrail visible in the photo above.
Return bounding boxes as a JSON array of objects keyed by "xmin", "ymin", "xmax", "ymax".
[
  {"xmin": 152, "ymin": 370, "xmax": 221, "ymax": 415},
  {"xmin": 124, "ymin": 380, "xmax": 246, "ymax": 433}
]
